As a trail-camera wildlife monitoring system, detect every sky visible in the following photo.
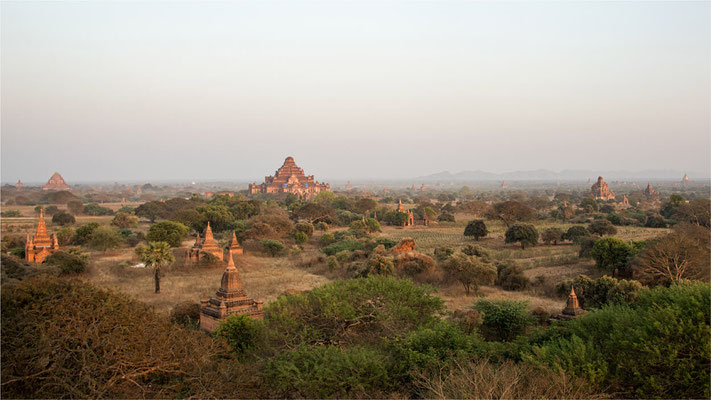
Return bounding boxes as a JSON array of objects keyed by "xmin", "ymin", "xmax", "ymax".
[{"xmin": 1, "ymin": 1, "xmax": 709, "ymax": 183}]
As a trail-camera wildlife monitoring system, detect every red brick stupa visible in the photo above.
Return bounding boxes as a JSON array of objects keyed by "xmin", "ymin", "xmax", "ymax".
[
  {"xmin": 225, "ymin": 231, "xmax": 243, "ymax": 257},
  {"xmin": 249, "ymin": 156, "xmax": 329, "ymax": 199},
  {"xmin": 560, "ymin": 287, "xmax": 586, "ymax": 319},
  {"xmin": 187, "ymin": 222, "xmax": 223, "ymax": 263},
  {"xmin": 42, "ymin": 172, "xmax": 71, "ymax": 191},
  {"xmin": 25, "ymin": 208, "xmax": 59, "ymax": 263},
  {"xmin": 199, "ymin": 250, "xmax": 263, "ymax": 331},
  {"xmin": 396, "ymin": 199, "xmax": 415, "ymax": 227}
]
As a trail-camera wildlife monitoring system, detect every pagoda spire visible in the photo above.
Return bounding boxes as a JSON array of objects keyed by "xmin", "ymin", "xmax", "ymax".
[
  {"xmin": 35, "ymin": 207, "xmax": 48, "ymax": 237},
  {"xmin": 226, "ymin": 249, "xmax": 236, "ymax": 270},
  {"xmin": 205, "ymin": 222, "xmax": 214, "ymax": 241}
]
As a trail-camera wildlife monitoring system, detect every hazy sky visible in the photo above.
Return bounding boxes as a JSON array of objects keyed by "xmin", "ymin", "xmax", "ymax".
[{"xmin": 2, "ymin": 1, "xmax": 709, "ymax": 183}]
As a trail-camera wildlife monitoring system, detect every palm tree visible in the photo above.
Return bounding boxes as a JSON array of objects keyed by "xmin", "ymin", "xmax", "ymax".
[{"xmin": 137, "ymin": 241, "xmax": 174, "ymax": 293}]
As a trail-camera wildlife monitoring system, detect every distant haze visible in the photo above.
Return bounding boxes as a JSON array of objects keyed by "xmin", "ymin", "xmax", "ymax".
[{"xmin": 2, "ymin": 1, "xmax": 709, "ymax": 183}]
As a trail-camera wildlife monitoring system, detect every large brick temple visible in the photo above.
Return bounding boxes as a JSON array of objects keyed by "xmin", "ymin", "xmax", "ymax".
[
  {"xmin": 590, "ymin": 176, "xmax": 615, "ymax": 200},
  {"xmin": 42, "ymin": 172, "xmax": 71, "ymax": 191},
  {"xmin": 249, "ymin": 156, "xmax": 329, "ymax": 199}
]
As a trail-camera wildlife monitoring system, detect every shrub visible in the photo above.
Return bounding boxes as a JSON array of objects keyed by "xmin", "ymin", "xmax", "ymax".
[
  {"xmin": 442, "ymin": 253, "xmax": 497, "ymax": 295},
  {"xmin": 496, "ymin": 262, "xmax": 529, "ymax": 291},
  {"xmin": 644, "ymin": 214, "xmax": 667, "ymax": 228},
  {"xmin": 260, "ymin": 239, "xmax": 285, "ymax": 257},
  {"xmin": 146, "ymin": 221, "xmax": 189, "ymax": 247},
  {"xmin": 265, "ymin": 345, "xmax": 394, "ymax": 398},
  {"xmin": 111, "ymin": 212, "xmax": 139, "ymax": 229},
  {"xmin": 74, "ymin": 223, "xmax": 100, "ymax": 245},
  {"xmin": 294, "ymin": 222, "xmax": 314, "ymax": 237},
  {"xmin": 364, "ymin": 217, "xmax": 381, "ymax": 233},
  {"xmin": 327, "ymin": 256, "xmax": 339, "ymax": 271},
  {"xmin": 576, "ymin": 237, "xmax": 596, "ymax": 260},
  {"xmin": 321, "ymin": 238, "xmax": 363, "ymax": 256},
  {"xmin": 45, "ymin": 250, "xmax": 88, "ymax": 275},
  {"xmin": 319, "ymin": 232, "xmax": 336, "ymax": 246},
  {"xmin": 433, "ymin": 246, "xmax": 454, "ymax": 262},
  {"xmin": 169, "ymin": 301, "xmax": 200, "ymax": 330},
  {"xmin": 55, "ymin": 227, "xmax": 75, "ymax": 246},
  {"xmin": 464, "ymin": 219, "xmax": 488, "ymax": 240},
  {"xmin": 588, "ymin": 219, "xmax": 617, "ymax": 236},
  {"xmin": 528, "ymin": 282, "xmax": 710, "ymax": 398},
  {"xmin": 394, "ymin": 251, "xmax": 436, "ymax": 276},
  {"xmin": 88, "ymin": 226, "xmax": 124, "ymax": 251},
  {"xmin": 51, "ymin": 211, "xmax": 76, "ymax": 226},
  {"xmin": 437, "ymin": 212, "xmax": 455, "ymax": 222},
  {"xmin": 315, "ymin": 221, "xmax": 329, "ymax": 231},
  {"xmin": 541, "ymin": 227, "xmax": 564, "ymax": 245},
  {"xmin": 83, "ymin": 203, "xmax": 114, "ymax": 216},
  {"xmin": 214, "ymin": 314, "xmax": 266, "ymax": 359},
  {"xmin": 1, "ymin": 210, "xmax": 21, "ymax": 217},
  {"xmin": 1, "ymin": 276, "xmax": 232, "ymax": 399},
  {"xmin": 474, "ymin": 299, "xmax": 533, "ymax": 341},
  {"xmin": 504, "ymin": 224, "xmax": 539, "ymax": 249},
  {"xmin": 461, "ymin": 244, "xmax": 489, "ymax": 259},
  {"xmin": 263, "ymin": 276, "xmax": 445, "ymax": 349},
  {"xmin": 591, "ymin": 237, "xmax": 636, "ymax": 276},
  {"xmin": 564, "ymin": 226, "xmax": 590, "ymax": 244},
  {"xmin": 365, "ymin": 254, "xmax": 395, "ymax": 276},
  {"xmin": 293, "ymin": 231, "xmax": 308, "ymax": 245}
]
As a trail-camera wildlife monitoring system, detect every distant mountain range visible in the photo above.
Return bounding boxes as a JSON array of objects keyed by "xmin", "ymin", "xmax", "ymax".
[{"xmin": 415, "ymin": 169, "xmax": 707, "ymax": 182}]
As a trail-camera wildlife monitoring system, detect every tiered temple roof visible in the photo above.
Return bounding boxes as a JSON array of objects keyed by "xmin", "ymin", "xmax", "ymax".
[
  {"xmin": 187, "ymin": 222, "xmax": 224, "ymax": 263},
  {"xmin": 249, "ymin": 156, "xmax": 329, "ymax": 199},
  {"xmin": 644, "ymin": 182, "xmax": 660, "ymax": 201},
  {"xmin": 42, "ymin": 172, "xmax": 71, "ymax": 191},
  {"xmin": 591, "ymin": 176, "xmax": 615, "ymax": 200},
  {"xmin": 199, "ymin": 250, "xmax": 263, "ymax": 331},
  {"xmin": 25, "ymin": 208, "xmax": 59, "ymax": 263}
]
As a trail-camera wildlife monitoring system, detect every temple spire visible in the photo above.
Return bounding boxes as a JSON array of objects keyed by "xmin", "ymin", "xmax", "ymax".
[
  {"xmin": 226, "ymin": 249, "xmax": 236, "ymax": 270},
  {"xmin": 205, "ymin": 222, "xmax": 214, "ymax": 241}
]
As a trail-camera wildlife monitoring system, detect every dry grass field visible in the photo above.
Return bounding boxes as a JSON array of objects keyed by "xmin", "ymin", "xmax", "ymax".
[{"xmin": 3, "ymin": 206, "xmax": 671, "ymax": 316}]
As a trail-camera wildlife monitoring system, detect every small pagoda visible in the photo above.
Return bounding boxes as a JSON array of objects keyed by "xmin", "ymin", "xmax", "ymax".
[
  {"xmin": 199, "ymin": 250, "xmax": 263, "ymax": 331},
  {"xmin": 187, "ymin": 222, "xmax": 223, "ymax": 263},
  {"xmin": 225, "ymin": 231, "xmax": 243, "ymax": 256},
  {"xmin": 25, "ymin": 208, "xmax": 59, "ymax": 263},
  {"xmin": 396, "ymin": 199, "xmax": 415, "ymax": 227},
  {"xmin": 559, "ymin": 287, "xmax": 586, "ymax": 319},
  {"xmin": 643, "ymin": 182, "xmax": 660, "ymax": 202}
]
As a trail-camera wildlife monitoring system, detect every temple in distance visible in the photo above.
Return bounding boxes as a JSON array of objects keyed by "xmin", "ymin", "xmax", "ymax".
[
  {"xmin": 590, "ymin": 176, "xmax": 615, "ymax": 200},
  {"xmin": 42, "ymin": 172, "xmax": 71, "ymax": 191},
  {"xmin": 249, "ymin": 156, "xmax": 329, "ymax": 199}
]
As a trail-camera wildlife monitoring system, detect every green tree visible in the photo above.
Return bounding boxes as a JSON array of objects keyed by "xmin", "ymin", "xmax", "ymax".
[
  {"xmin": 146, "ymin": 221, "xmax": 189, "ymax": 247},
  {"xmin": 83, "ymin": 203, "xmax": 114, "ymax": 216},
  {"xmin": 51, "ymin": 211, "xmax": 76, "ymax": 226},
  {"xmin": 591, "ymin": 237, "xmax": 636, "ymax": 276},
  {"xmin": 134, "ymin": 201, "xmax": 165, "ymax": 222},
  {"xmin": 111, "ymin": 212, "xmax": 139, "ymax": 229},
  {"xmin": 136, "ymin": 241, "xmax": 175, "ymax": 293},
  {"xmin": 488, "ymin": 201, "xmax": 536, "ymax": 227},
  {"xmin": 588, "ymin": 219, "xmax": 617, "ymax": 236},
  {"xmin": 474, "ymin": 299, "xmax": 533, "ymax": 341},
  {"xmin": 88, "ymin": 226, "xmax": 124, "ymax": 252},
  {"xmin": 260, "ymin": 239, "xmax": 285, "ymax": 256},
  {"xmin": 541, "ymin": 227, "xmax": 564, "ymax": 245},
  {"xmin": 74, "ymin": 223, "xmax": 100, "ymax": 245},
  {"xmin": 504, "ymin": 224, "xmax": 539, "ymax": 249},
  {"xmin": 442, "ymin": 253, "xmax": 497, "ymax": 295},
  {"xmin": 564, "ymin": 226, "xmax": 590, "ymax": 244},
  {"xmin": 463, "ymin": 219, "xmax": 488, "ymax": 241},
  {"xmin": 579, "ymin": 197, "xmax": 599, "ymax": 213}
]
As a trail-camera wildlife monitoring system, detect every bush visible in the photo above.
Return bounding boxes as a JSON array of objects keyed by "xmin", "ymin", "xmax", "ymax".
[
  {"xmin": 1, "ymin": 276, "xmax": 232, "ymax": 399},
  {"xmin": 111, "ymin": 212, "xmax": 139, "ymax": 229},
  {"xmin": 464, "ymin": 219, "xmax": 488, "ymax": 240},
  {"xmin": 146, "ymin": 221, "xmax": 189, "ymax": 247},
  {"xmin": 1, "ymin": 210, "xmax": 21, "ymax": 217},
  {"xmin": 55, "ymin": 227, "xmax": 75, "ymax": 246},
  {"xmin": 442, "ymin": 253, "xmax": 497, "ymax": 295},
  {"xmin": 260, "ymin": 239, "xmax": 285, "ymax": 257},
  {"xmin": 214, "ymin": 314, "xmax": 266, "ymax": 359},
  {"xmin": 321, "ymin": 238, "xmax": 363, "ymax": 256},
  {"xmin": 504, "ymin": 224, "xmax": 539, "ymax": 249},
  {"xmin": 474, "ymin": 299, "xmax": 533, "ymax": 341},
  {"xmin": 83, "ymin": 203, "xmax": 114, "ymax": 216},
  {"xmin": 74, "ymin": 223, "xmax": 100, "ymax": 245},
  {"xmin": 266, "ymin": 345, "xmax": 394, "ymax": 398},
  {"xmin": 564, "ymin": 226, "xmax": 590, "ymax": 244},
  {"xmin": 433, "ymin": 246, "xmax": 454, "ymax": 262},
  {"xmin": 319, "ymin": 232, "xmax": 335, "ymax": 246},
  {"xmin": 293, "ymin": 231, "xmax": 308, "ymax": 245},
  {"xmin": 644, "ymin": 214, "xmax": 667, "ymax": 228},
  {"xmin": 496, "ymin": 262, "xmax": 529, "ymax": 291},
  {"xmin": 51, "ymin": 211, "xmax": 76, "ymax": 226},
  {"xmin": 578, "ymin": 236, "xmax": 596, "ymax": 258},
  {"xmin": 315, "ymin": 221, "xmax": 329, "ymax": 231},
  {"xmin": 541, "ymin": 227, "xmax": 564, "ymax": 245},
  {"xmin": 263, "ymin": 276, "xmax": 445, "ymax": 349},
  {"xmin": 294, "ymin": 222, "xmax": 314, "ymax": 237},
  {"xmin": 461, "ymin": 244, "xmax": 489, "ymax": 259},
  {"xmin": 169, "ymin": 301, "xmax": 200, "ymax": 330},
  {"xmin": 528, "ymin": 282, "xmax": 710, "ymax": 398},
  {"xmin": 437, "ymin": 212, "xmax": 455, "ymax": 222},
  {"xmin": 88, "ymin": 226, "xmax": 124, "ymax": 251},
  {"xmin": 588, "ymin": 219, "xmax": 617, "ymax": 236},
  {"xmin": 591, "ymin": 237, "xmax": 636, "ymax": 276},
  {"xmin": 45, "ymin": 250, "xmax": 88, "ymax": 275}
]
